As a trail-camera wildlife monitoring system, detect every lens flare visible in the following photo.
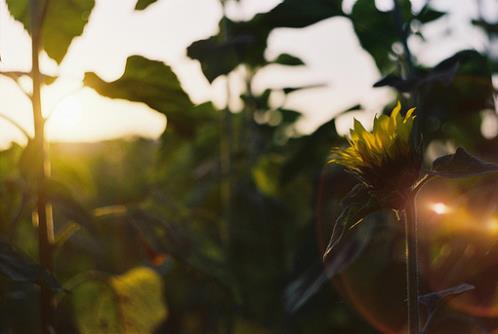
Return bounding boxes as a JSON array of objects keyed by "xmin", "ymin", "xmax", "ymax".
[{"xmin": 429, "ymin": 202, "xmax": 451, "ymax": 215}]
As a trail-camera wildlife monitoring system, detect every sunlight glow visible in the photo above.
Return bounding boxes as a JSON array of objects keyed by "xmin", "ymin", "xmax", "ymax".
[
  {"xmin": 486, "ymin": 217, "xmax": 498, "ymax": 234},
  {"xmin": 429, "ymin": 202, "xmax": 451, "ymax": 215}
]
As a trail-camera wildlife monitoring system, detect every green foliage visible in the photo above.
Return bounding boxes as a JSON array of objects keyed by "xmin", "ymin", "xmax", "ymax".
[
  {"xmin": 188, "ymin": 0, "xmax": 343, "ymax": 82},
  {"xmin": 73, "ymin": 267, "xmax": 167, "ymax": 334},
  {"xmin": 135, "ymin": 0, "xmax": 159, "ymax": 11},
  {"xmin": 0, "ymin": 240, "xmax": 60, "ymax": 291},
  {"xmin": 6, "ymin": 0, "xmax": 95, "ymax": 63}
]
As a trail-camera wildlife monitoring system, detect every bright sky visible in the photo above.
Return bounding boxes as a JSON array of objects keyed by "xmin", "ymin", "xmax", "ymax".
[{"xmin": 0, "ymin": 0, "xmax": 492, "ymax": 146}]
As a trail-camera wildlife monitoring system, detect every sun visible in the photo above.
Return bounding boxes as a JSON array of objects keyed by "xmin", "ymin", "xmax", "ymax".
[{"xmin": 45, "ymin": 94, "xmax": 85, "ymax": 140}]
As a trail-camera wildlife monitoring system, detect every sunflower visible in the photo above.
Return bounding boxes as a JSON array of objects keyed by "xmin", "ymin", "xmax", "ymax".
[{"xmin": 329, "ymin": 102, "xmax": 422, "ymax": 209}]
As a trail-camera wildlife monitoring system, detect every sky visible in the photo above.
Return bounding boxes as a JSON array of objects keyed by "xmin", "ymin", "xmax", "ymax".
[{"xmin": 0, "ymin": 0, "xmax": 493, "ymax": 147}]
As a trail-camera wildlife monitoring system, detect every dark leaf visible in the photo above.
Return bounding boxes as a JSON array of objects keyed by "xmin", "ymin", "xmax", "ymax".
[
  {"xmin": 135, "ymin": 0, "xmax": 159, "ymax": 10},
  {"xmin": 430, "ymin": 147, "xmax": 498, "ymax": 178},
  {"xmin": 84, "ymin": 55, "xmax": 200, "ymax": 137},
  {"xmin": 286, "ymin": 218, "xmax": 374, "ymax": 314},
  {"xmin": 323, "ymin": 183, "xmax": 379, "ymax": 261},
  {"xmin": 6, "ymin": 0, "xmax": 95, "ymax": 63},
  {"xmin": 0, "ymin": 239, "xmax": 61, "ymax": 291},
  {"xmin": 44, "ymin": 178, "xmax": 93, "ymax": 230},
  {"xmin": 282, "ymin": 83, "xmax": 327, "ymax": 95},
  {"xmin": 272, "ymin": 53, "xmax": 305, "ymax": 66},
  {"xmin": 415, "ymin": 5, "xmax": 446, "ymax": 23},
  {"xmin": 472, "ymin": 19, "xmax": 498, "ymax": 35},
  {"xmin": 350, "ymin": 0, "xmax": 411, "ymax": 72},
  {"xmin": 281, "ymin": 117, "xmax": 341, "ymax": 184},
  {"xmin": 188, "ymin": 0, "xmax": 343, "ymax": 82}
]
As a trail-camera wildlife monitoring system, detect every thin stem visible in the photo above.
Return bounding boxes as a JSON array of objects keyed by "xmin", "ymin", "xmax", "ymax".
[
  {"xmin": 31, "ymin": 0, "xmax": 54, "ymax": 333},
  {"xmin": 405, "ymin": 194, "xmax": 420, "ymax": 334}
]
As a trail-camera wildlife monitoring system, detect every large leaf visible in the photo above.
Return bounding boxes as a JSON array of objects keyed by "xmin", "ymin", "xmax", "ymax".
[
  {"xmin": 187, "ymin": 0, "xmax": 343, "ymax": 82},
  {"xmin": 74, "ymin": 267, "xmax": 167, "ymax": 334},
  {"xmin": 430, "ymin": 147, "xmax": 498, "ymax": 178},
  {"xmin": 84, "ymin": 56, "xmax": 198, "ymax": 137},
  {"xmin": 0, "ymin": 239, "xmax": 60, "ymax": 291},
  {"xmin": 6, "ymin": 0, "xmax": 95, "ymax": 63},
  {"xmin": 135, "ymin": 0, "xmax": 159, "ymax": 11}
]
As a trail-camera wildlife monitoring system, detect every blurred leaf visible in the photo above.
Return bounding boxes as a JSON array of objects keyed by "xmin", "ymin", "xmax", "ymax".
[
  {"xmin": 188, "ymin": 0, "xmax": 343, "ymax": 82},
  {"xmin": 323, "ymin": 183, "xmax": 379, "ymax": 262},
  {"xmin": 272, "ymin": 53, "xmax": 304, "ymax": 66},
  {"xmin": 45, "ymin": 178, "xmax": 93, "ymax": 230},
  {"xmin": 0, "ymin": 239, "xmax": 60, "ymax": 291},
  {"xmin": 6, "ymin": 0, "xmax": 95, "ymax": 63},
  {"xmin": 414, "ymin": 50, "xmax": 494, "ymax": 144},
  {"xmin": 415, "ymin": 5, "xmax": 446, "ymax": 23},
  {"xmin": 374, "ymin": 60, "xmax": 458, "ymax": 92},
  {"xmin": 252, "ymin": 154, "xmax": 283, "ymax": 196},
  {"xmin": 472, "ymin": 19, "xmax": 498, "ymax": 35},
  {"xmin": 350, "ymin": 0, "xmax": 411, "ymax": 72},
  {"xmin": 281, "ymin": 117, "xmax": 341, "ymax": 184},
  {"xmin": 74, "ymin": 267, "xmax": 167, "ymax": 334},
  {"xmin": 110, "ymin": 267, "xmax": 167, "ymax": 333},
  {"xmin": 134, "ymin": 0, "xmax": 159, "ymax": 10},
  {"xmin": 281, "ymin": 83, "xmax": 327, "ymax": 95},
  {"xmin": 430, "ymin": 147, "xmax": 498, "ymax": 178},
  {"xmin": 84, "ymin": 56, "xmax": 198, "ymax": 137}
]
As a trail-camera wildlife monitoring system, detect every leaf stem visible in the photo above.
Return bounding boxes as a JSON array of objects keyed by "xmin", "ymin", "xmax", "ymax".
[{"xmin": 405, "ymin": 194, "xmax": 420, "ymax": 334}]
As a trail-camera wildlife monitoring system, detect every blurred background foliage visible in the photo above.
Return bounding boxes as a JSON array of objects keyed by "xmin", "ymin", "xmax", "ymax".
[{"xmin": 0, "ymin": 0, "xmax": 497, "ymax": 333}]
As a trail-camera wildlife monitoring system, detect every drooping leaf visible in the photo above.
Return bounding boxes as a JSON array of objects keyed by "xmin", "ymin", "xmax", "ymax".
[
  {"xmin": 134, "ymin": 0, "xmax": 159, "ymax": 11},
  {"xmin": 430, "ymin": 147, "xmax": 498, "ymax": 178},
  {"xmin": 322, "ymin": 183, "xmax": 379, "ymax": 261},
  {"xmin": 84, "ymin": 56, "xmax": 199, "ymax": 137},
  {"xmin": 6, "ymin": 0, "xmax": 95, "ymax": 63},
  {"xmin": 272, "ymin": 53, "xmax": 305, "ymax": 66},
  {"xmin": 0, "ymin": 239, "xmax": 61, "ymax": 291}
]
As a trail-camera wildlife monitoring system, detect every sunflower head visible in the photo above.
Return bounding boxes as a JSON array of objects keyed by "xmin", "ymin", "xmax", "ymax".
[{"xmin": 329, "ymin": 102, "xmax": 422, "ymax": 209}]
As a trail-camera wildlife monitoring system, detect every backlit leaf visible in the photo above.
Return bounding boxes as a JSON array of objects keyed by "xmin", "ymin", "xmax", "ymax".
[
  {"xmin": 84, "ymin": 56, "xmax": 198, "ymax": 137},
  {"xmin": 6, "ymin": 0, "xmax": 95, "ymax": 63}
]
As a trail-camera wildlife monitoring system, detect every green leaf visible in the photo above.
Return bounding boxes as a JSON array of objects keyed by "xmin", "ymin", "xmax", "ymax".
[
  {"xmin": 74, "ymin": 267, "xmax": 167, "ymax": 334},
  {"xmin": 430, "ymin": 147, "xmax": 498, "ymax": 178},
  {"xmin": 6, "ymin": 0, "xmax": 95, "ymax": 63},
  {"xmin": 323, "ymin": 184, "xmax": 379, "ymax": 262},
  {"xmin": 272, "ymin": 53, "xmax": 304, "ymax": 66},
  {"xmin": 84, "ymin": 55, "xmax": 198, "ymax": 137},
  {"xmin": 188, "ymin": 0, "xmax": 343, "ymax": 82},
  {"xmin": 281, "ymin": 83, "xmax": 327, "ymax": 95},
  {"xmin": 350, "ymin": 0, "xmax": 411, "ymax": 72},
  {"xmin": 0, "ymin": 239, "xmax": 61, "ymax": 291},
  {"xmin": 135, "ymin": 0, "xmax": 159, "ymax": 11},
  {"xmin": 415, "ymin": 5, "xmax": 446, "ymax": 23}
]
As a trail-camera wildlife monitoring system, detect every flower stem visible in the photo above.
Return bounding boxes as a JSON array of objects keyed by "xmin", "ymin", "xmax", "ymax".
[{"xmin": 405, "ymin": 194, "xmax": 420, "ymax": 334}]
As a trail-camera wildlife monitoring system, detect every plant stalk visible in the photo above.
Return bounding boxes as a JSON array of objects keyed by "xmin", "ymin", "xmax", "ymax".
[
  {"xmin": 31, "ymin": 0, "xmax": 54, "ymax": 333},
  {"xmin": 405, "ymin": 194, "xmax": 420, "ymax": 334}
]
